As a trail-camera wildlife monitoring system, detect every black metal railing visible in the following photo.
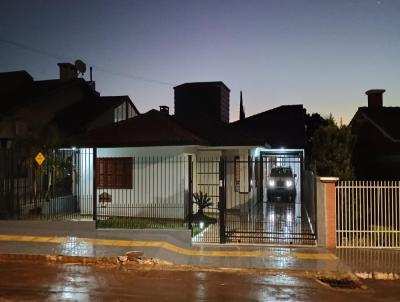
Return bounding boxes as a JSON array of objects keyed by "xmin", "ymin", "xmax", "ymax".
[{"xmin": 1, "ymin": 148, "xmax": 316, "ymax": 245}]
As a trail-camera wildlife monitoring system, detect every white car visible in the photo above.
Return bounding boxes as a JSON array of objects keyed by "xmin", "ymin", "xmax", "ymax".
[{"xmin": 267, "ymin": 167, "xmax": 297, "ymax": 202}]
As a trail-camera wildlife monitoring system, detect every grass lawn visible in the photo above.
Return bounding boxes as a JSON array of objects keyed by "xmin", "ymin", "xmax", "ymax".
[{"xmin": 96, "ymin": 216, "xmax": 187, "ymax": 229}]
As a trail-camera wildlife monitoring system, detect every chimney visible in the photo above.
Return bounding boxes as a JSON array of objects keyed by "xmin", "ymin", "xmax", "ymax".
[
  {"xmin": 366, "ymin": 89, "xmax": 385, "ymax": 110},
  {"xmin": 174, "ymin": 82, "xmax": 230, "ymax": 123},
  {"xmin": 159, "ymin": 105, "xmax": 169, "ymax": 115},
  {"xmin": 57, "ymin": 63, "xmax": 78, "ymax": 81}
]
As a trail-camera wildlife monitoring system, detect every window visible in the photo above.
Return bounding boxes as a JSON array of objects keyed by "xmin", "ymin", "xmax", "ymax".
[
  {"xmin": 96, "ymin": 157, "xmax": 133, "ymax": 189},
  {"xmin": 114, "ymin": 103, "xmax": 127, "ymax": 123}
]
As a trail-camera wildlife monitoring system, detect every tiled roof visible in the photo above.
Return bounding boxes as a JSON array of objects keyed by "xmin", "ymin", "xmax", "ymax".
[
  {"xmin": 54, "ymin": 95, "xmax": 134, "ymax": 135},
  {"xmin": 355, "ymin": 107, "xmax": 400, "ymax": 142},
  {"xmin": 74, "ymin": 109, "xmax": 208, "ymax": 147},
  {"xmin": 174, "ymin": 114, "xmax": 265, "ymax": 146},
  {"xmin": 231, "ymin": 105, "xmax": 306, "ymax": 149}
]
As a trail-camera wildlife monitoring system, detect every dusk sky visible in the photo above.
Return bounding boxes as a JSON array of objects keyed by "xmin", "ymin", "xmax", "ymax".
[{"xmin": 0, "ymin": 0, "xmax": 399, "ymax": 124}]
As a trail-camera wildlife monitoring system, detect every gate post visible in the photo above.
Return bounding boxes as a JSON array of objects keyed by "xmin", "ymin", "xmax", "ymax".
[
  {"xmin": 219, "ymin": 158, "xmax": 226, "ymax": 244},
  {"xmin": 187, "ymin": 155, "xmax": 193, "ymax": 234},
  {"xmin": 259, "ymin": 156, "xmax": 263, "ymax": 203},
  {"xmin": 92, "ymin": 148, "xmax": 97, "ymax": 224},
  {"xmin": 317, "ymin": 177, "xmax": 339, "ymax": 248}
]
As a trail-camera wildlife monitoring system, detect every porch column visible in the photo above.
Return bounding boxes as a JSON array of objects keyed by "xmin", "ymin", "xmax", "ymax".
[{"xmin": 316, "ymin": 177, "xmax": 339, "ymax": 248}]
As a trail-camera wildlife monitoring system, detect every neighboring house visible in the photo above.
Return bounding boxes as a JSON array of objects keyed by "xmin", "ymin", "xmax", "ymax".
[
  {"xmin": 351, "ymin": 89, "xmax": 400, "ymax": 180},
  {"xmin": 0, "ymin": 63, "xmax": 139, "ymax": 149},
  {"xmin": 0, "ymin": 63, "xmax": 139, "ymax": 217}
]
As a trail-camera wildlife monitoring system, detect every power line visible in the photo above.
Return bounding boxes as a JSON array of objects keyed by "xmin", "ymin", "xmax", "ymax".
[{"xmin": 0, "ymin": 36, "xmax": 175, "ymax": 86}]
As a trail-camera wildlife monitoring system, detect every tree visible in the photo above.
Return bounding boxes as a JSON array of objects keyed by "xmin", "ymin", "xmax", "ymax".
[
  {"xmin": 305, "ymin": 112, "xmax": 329, "ymax": 170},
  {"xmin": 310, "ymin": 115, "xmax": 354, "ymax": 179},
  {"xmin": 13, "ymin": 125, "xmax": 71, "ymax": 213}
]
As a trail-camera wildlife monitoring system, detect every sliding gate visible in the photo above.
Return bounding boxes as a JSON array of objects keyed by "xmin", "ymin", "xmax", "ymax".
[{"xmin": 192, "ymin": 154, "xmax": 316, "ymax": 245}]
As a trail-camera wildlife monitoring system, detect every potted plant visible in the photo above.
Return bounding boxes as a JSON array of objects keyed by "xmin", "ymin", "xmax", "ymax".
[{"xmin": 192, "ymin": 192, "xmax": 217, "ymax": 225}]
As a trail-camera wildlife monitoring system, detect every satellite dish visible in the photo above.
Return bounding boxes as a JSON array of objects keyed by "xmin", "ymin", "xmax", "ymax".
[{"xmin": 75, "ymin": 59, "xmax": 87, "ymax": 76}]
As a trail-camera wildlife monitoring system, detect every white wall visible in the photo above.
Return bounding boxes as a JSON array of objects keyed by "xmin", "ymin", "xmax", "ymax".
[
  {"xmin": 78, "ymin": 146, "xmax": 261, "ymax": 219},
  {"xmin": 78, "ymin": 146, "xmax": 196, "ymax": 219}
]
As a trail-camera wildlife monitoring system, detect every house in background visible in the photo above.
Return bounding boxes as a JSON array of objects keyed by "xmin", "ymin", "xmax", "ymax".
[
  {"xmin": 350, "ymin": 89, "xmax": 400, "ymax": 180},
  {"xmin": 0, "ymin": 63, "xmax": 139, "ymax": 218},
  {"xmin": 0, "ymin": 62, "xmax": 139, "ymax": 150}
]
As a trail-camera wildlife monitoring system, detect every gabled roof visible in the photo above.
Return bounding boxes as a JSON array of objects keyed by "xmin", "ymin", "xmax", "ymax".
[
  {"xmin": 352, "ymin": 107, "xmax": 400, "ymax": 142},
  {"xmin": 53, "ymin": 95, "xmax": 132, "ymax": 136},
  {"xmin": 99, "ymin": 95, "xmax": 140, "ymax": 116},
  {"xmin": 231, "ymin": 105, "xmax": 306, "ymax": 149},
  {"xmin": 0, "ymin": 76, "xmax": 98, "ymax": 118},
  {"xmin": 74, "ymin": 109, "xmax": 208, "ymax": 147}
]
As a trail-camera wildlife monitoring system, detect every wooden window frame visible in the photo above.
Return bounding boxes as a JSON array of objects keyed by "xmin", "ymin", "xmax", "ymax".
[{"xmin": 96, "ymin": 157, "xmax": 133, "ymax": 189}]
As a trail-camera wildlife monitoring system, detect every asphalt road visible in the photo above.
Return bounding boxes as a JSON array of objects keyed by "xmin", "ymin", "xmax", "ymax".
[{"xmin": 0, "ymin": 261, "xmax": 399, "ymax": 301}]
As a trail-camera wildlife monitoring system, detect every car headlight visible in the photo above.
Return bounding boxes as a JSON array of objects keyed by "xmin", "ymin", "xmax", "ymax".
[
  {"xmin": 286, "ymin": 180, "xmax": 293, "ymax": 187},
  {"xmin": 268, "ymin": 180, "xmax": 275, "ymax": 187}
]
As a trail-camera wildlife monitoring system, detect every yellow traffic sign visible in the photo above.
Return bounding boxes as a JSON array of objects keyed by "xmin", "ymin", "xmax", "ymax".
[{"xmin": 35, "ymin": 152, "xmax": 45, "ymax": 166}]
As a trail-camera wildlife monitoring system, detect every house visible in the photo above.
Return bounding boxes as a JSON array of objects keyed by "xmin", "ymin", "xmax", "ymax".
[
  {"xmin": 0, "ymin": 62, "xmax": 139, "ymax": 150},
  {"xmin": 73, "ymin": 82, "xmax": 307, "ymax": 224},
  {"xmin": 0, "ymin": 63, "xmax": 139, "ymax": 218},
  {"xmin": 350, "ymin": 89, "xmax": 400, "ymax": 180},
  {"xmin": 74, "ymin": 82, "xmax": 265, "ymax": 220},
  {"xmin": 1, "ymin": 73, "xmax": 313, "ymax": 244}
]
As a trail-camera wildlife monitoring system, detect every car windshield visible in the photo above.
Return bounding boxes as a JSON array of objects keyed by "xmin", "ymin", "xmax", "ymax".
[{"xmin": 270, "ymin": 167, "xmax": 293, "ymax": 177}]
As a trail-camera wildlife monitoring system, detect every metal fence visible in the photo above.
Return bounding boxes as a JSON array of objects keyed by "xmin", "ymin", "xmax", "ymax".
[
  {"xmin": 95, "ymin": 154, "xmax": 191, "ymax": 230},
  {"xmin": 0, "ymin": 149, "xmax": 191, "ymax": 230},
  {"xmin": 1, "ymin": 148, "xmax": 316, "ymax": 246},
  {"xmin": 0, "ymin": 148, "xmax": 91, "ymax": 221},
  {"xmin": 336, "ymin": 181, "xmax": 400, "ymax": 248},
  {"xmin": 192, "ymin": 156, "xmax": 316, "ymax": 245}
]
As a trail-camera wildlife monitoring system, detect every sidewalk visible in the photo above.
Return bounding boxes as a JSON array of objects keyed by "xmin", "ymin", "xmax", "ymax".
[{"xmin": 0, "ymin": 229, "xmax": 399, "ymax": 276}]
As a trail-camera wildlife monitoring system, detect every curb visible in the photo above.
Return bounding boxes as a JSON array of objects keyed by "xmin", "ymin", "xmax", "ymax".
[
  {"xmin": 355, "ymin": 272, "xmax": 400, "ymax": 280},
  {"xmin": 1, "ymin": 253, "xmax": 399, "ymax": 280},
  {"xmin": 0, "ymin": 253, "xmax": 118, "ymax": 265},
  {"xmin": 0, "ymin": 253, "xmax": 358, "ymax": 280}
]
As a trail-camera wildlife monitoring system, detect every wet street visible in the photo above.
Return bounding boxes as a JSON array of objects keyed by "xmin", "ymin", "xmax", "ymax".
[{"xmin": 0, "ymin": 261, "xmax": 400, "ymax": 301}]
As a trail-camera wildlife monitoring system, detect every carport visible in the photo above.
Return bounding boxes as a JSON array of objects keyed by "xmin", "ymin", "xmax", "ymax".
[{"xmin": 257, "ymin": 149, "xmax": 315, "ymax": 245}]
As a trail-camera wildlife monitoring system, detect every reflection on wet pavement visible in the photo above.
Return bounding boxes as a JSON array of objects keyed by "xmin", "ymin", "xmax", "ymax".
[
  {"xmin": 58, "ymin": 236, "xmax": 94, "ymax": 256},
  {"xmin": 196, "ymin": 201, "xmax": 316, "ymax": 245},
  {"xmin": 1, "ymin": 261, "xmax": 400, "ymax": 302}
]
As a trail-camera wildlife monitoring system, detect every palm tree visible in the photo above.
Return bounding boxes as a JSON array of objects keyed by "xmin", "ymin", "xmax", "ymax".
[{"xmin": 192, "ymin": 192, "xmax": 216, "ymax": 224}]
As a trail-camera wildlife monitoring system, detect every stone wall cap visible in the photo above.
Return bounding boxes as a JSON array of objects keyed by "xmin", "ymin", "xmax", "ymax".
[{"xmin": 319, "ymin": 177, "xmax": 339, "ymax": 182}]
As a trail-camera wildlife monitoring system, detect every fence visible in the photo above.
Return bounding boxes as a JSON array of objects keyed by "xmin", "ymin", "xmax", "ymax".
[
  {"xmin": 0, "ymin": 148, "xmax": 91, "ymax": 220},
  {"xmin": 94, "ymin": 154, "xmax": 191, "ymax": 230},
  {"xmin": 1, "ymin": 148, "xmax": 316, "ymax": 246},
  {"xmin": 336, "ymin": 181, "xmax": 400, "ymax": 248},
  {"xmin": 0, "ymin": 149, "xmax": 191, "ymax": 230}
]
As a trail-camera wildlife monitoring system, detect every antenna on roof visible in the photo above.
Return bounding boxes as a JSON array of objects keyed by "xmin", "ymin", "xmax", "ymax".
[{"xmin": 75, "ymin": 59, "xmax": 87, "ymax": 77}]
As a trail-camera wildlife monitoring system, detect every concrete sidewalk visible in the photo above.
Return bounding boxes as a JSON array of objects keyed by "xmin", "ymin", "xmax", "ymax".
[
  {"xmin": 0, "ymin": 221, "xmax": 399, "ymax": 276},
  {"xmin": 0, "ymin": 233, "xmax": 344, "ymax": 272}
]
